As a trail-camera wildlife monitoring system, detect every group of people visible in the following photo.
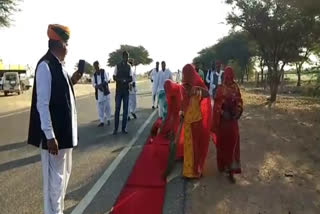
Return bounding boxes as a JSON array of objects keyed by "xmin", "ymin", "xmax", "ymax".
[
  {"xmin": 149, "ymin": 61, "xmax": 243, "ymax": 183},
  {"xmin": 91, "ymin": 51, "xmax": 137, "ymax": 133},
  {"xmin": 27, "ymin": 24, "xmax": 243, "ymax": 214}
]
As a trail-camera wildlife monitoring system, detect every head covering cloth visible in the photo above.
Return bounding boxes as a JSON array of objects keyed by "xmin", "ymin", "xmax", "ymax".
[{"xmin": 47, "ymin": 24, "xmax": 70, "ymax": 42}]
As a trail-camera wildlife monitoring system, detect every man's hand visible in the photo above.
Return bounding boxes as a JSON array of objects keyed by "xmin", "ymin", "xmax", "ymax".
[
  {"xmin": 47, "ymin": 138, "xmax": 59, "ymax": 155},
  {"xmin": 97, "ymin": 83, "xmax": 104, "ymax": 89},
  {"xmin": 71, "ymin": 71, "xmax": 82, "ymax": 85}
]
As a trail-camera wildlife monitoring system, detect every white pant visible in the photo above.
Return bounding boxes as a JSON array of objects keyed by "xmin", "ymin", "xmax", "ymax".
[
  {"xmin": 152, "ymin": 88, "xmax": 158, "ymax": 107},
  {"xmin": 129, "ymin": 93, "xmax": 137, "ymax": 114},
  {"xmin": 41, "ymin": 148, "xmax": 72, "ymax": 214},
  {"xmin": 97, "ymin": 95, "xmax": 111, "ymax": 123}
]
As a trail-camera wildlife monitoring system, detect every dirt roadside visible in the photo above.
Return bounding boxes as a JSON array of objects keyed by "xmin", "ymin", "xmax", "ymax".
[{"xmin": 185, "ymin": 89, "xmax": 320, "ymax": 214}]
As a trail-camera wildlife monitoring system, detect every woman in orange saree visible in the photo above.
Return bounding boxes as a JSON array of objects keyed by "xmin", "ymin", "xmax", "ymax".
[
  {"xmin": 181, "ymin": 64, "xmax": 212, "ymax": 178},
  {"xmin": 212, "ymin": 66, "xmax": 243, "ymax": 183}
]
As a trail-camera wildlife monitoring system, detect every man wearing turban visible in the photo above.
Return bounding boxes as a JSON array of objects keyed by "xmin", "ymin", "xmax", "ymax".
[{"xmin": 27, "ymin": 24, "xmax": 82, "ymax": 214}]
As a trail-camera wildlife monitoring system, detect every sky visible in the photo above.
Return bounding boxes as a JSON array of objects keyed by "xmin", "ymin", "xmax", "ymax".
[{"xmin": 0, "ymin": 0, "xmax": 231, "ymax": 75}]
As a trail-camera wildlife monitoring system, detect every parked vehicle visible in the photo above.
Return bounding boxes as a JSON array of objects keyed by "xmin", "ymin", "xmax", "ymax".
[
  {"xmin": 2, "ymin": 72, "xmax": 22, "ymax": 96},
  {"xmin": 20, "ymin": 74, "xmax": 32, "ymax": 90},
  {"xmin": 0, "ymin": 76, "xmax": 3, "ymax": 91}
]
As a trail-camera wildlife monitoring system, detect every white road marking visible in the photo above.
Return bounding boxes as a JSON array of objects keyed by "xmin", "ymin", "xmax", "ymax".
[
  {"xmin": 0, "ymin": 109, "xmax": 30, "ymax": 119},
  {"xmin": 71, "ymin": 109, "xmax": 157, "ymax": 214}
]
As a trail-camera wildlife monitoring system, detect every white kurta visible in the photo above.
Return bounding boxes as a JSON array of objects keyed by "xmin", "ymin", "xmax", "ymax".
[
  {"xmin": 150, "ymin": 68, "xmax": 160, "ymax": 106},
  {"xmin": 129, "ymin": 69, "xmax": 137, "ymax": 114},
  {"xmin": 92, "ymin": 71, "xmax": 111, "ymax": 123},
  {"xmin": 36, "ymin": 53, "xmax": 77, "ymax": 214},
  {"xmin": 206, "ymin": 70, "xmax": 224, "ymax": 97},
  {"xmin": 176, "ymin": 72, "xmax": 181, "ymax": 83},
  {"xmin": 206, "ymin": 69, "xmax": 214, "ymax": 97},
  {"xmin": 157, "ymin": 69, "xmax": 173, "ymax": 92}
]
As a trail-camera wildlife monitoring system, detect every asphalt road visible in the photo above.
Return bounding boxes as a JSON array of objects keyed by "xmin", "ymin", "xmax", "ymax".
[{"xmin": 0, "ymin": 81, "xmax": 184, "ymax": 214}]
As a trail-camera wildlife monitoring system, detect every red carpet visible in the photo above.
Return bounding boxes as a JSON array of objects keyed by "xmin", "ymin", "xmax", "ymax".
[
  {"xmin": 112, "ymin": 118, "xmax": 169, "ymax": 214},
  {"xmin": 112, "ymin": 118, "xmax": 217, "ymax": 214},
  {"xmin": 112, "ymin": 187, "xmax": 165, "ymax": 214}
]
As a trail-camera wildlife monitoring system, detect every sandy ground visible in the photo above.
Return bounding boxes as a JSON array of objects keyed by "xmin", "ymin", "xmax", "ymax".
[
  {"xmin": 185, "ymin": 88, "xmax": 320, "ymax": 214},
  {"xmin": 0, "ymin": 83, "xmax": 110, "ymax": 115}
]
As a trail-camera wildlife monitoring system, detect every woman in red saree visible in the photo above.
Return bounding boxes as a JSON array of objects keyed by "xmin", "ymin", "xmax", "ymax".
[
  {"xmin": 181, "ymin": 64, "xmax": 212, "ymax": 178},
  {"xmin": 147, "ymin": 80, "xmax": 183, "ymax": 160},
  {"xmin": 147, "ymin": 81, "xmax": 182, "ymax": 143},
  {"xmin": 212, "ymin": 66, "xmax": 243, "ymax": 183},
  {"xmin": 161, "ymin": 80, "xmax": 184, "ymax": 159}
]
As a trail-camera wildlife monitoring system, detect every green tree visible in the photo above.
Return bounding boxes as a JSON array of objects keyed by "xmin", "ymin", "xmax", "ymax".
[
  {"xmin": 107, "ymin": 45, "xmax": 153, "ymax": 68},
  {"xmin": 0, "ymin": 0, "xmax": 21, "ymax": 28},
  {"xmin": 284, "ymin": 0, "xmax": 320, "ymax": 16},
  {"xmin": 292, "ymin": 24, "xmax": 320, "ymax": 86},
  {"xmin": 193, "ymin": 47, "xmax": 217, "ymax": 71},
  {"xmin": 226, "ymin": 0, "xmax": 320, "ymax": 102},
  {"xmin": 215, "ymin": 31, "xmax": 256, "ymax": 83},
  {"xmin": 193, "ymin": 31, "xmax": 256, "ymax": 83}
]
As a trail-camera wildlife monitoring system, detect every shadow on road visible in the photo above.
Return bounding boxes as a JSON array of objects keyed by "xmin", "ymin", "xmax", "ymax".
[
  {"xmin": 0, "ymin": 154, "xmax": 40, "ymax": 173},
  {"xmin": 0, "ymin": 94, "xmax": 16, "ymax": 98},
  {"xmin": 0, "ymin": 140, "xmax": 27, "ymax": 152},
  {"xmin": 137, "ymin": 92, "xmax": 152, "ymax": 97},
  {"xmin": 64, "ymin": 177, "xmax": 100, "ymax": 214}
]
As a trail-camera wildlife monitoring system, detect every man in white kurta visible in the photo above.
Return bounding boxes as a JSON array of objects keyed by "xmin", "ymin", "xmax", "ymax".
[
  {"xmin": 128, "ymin": 61, "xmax": 137, "ymax": 120},
  {"xmin": 29, "ymin": 24, "xmax": 82, "ymax": 214},
  {"xmin": 37, "ymin": 57, "xmax": 75, "ymax": 214},
  {"xmin": 92, "ymin": 61, "xmax": 111, "ymax": 127},
  {"xmin": 150, "ymin": 61, "xmax": 160, "ymax": 109},
  {"xmin": 176, "ymin": 69, "xmax": 181, "ymax": 83},
  {"xmin": 206, "ymin": 60, "xmax": 224, "ymax": 98},
  {"xmin": 157, "ymin": 61, "xmax": 173, "ymax": 118}
]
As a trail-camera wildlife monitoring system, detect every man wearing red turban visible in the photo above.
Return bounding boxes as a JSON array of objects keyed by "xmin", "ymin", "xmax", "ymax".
[{"xmin": 28, "ymin": 24, "xmax": 82, "ymax": 214}]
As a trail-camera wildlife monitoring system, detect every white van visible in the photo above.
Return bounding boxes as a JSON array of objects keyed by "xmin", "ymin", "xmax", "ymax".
[{"xmin": 3, "ymin": 72, "xmax": 21, "ymax": 96}]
